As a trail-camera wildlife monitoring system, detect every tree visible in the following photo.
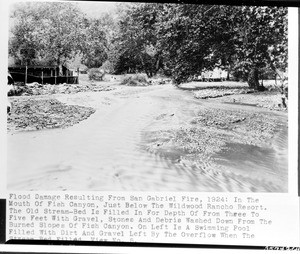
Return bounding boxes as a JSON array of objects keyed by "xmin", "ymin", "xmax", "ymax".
[
  {"xmin": 156, "ymin": 4, "xmax": 239, "ymax": 84},
  {"xmin": 9, "ymin": 3, "xmax": 44, "ymax": 65},
  {"xmin": 80, "ymin": 18, "xmax": 108, "ymax": 68},
  {"xmin": 111, "ymin": 3, "xmax": 163, "ymax": 77},
  {"xmin": 9, "ymin": 2, "xmax": 86, "ymax": 73},
  {"xmin": 154, "ymin": 4, "xmax": 287, "ymax": 87},
  {"xmin": 231, "ymin": 6, "xmax": 288, "ymax": 89}
]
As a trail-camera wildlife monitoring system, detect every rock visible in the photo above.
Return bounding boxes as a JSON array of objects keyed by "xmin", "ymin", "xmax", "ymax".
[{"xmin": 26, "ymin": 82, "xmax": 40, "ymax": 87}]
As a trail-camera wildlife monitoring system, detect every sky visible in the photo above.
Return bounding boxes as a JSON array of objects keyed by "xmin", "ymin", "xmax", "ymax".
[
  {"xmin": 8, "ymin": 1, "xmax": 120, "ymax": 19},
  {"xmin": 76, "ymin": 1, "xmax": 118, "ymax": 18}
]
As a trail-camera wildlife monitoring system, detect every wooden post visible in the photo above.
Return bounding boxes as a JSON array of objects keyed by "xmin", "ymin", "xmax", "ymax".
[
  {"xmin": 42, "ymin": 70, "xmax": 44, "ymax": 85},
  {"xmin": 55, "ymin": 68, "xmax": 57, "ymax": 85},
  {"xmin": 66, "ymin": 70, "xmax": 68, "ymax": 84},
  {"xmin": 25, "ymin": 65, "xmax": 28, "ymax": 85},
  {"xmin": 77, "ymin": 68, "xmax": 79, "ymax": 84}
]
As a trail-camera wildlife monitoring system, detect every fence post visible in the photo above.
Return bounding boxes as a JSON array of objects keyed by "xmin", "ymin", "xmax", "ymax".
[
  {"xmin": 25, "ymin": 65, "xmax": 28, "ymax": 85},
  {"xmin": 55, "ymin": 68, "xmax": 57, "ymax": 85},
  {"xmin": 77, "ymin": 68, "xmax": 79, "ymax": 84}
]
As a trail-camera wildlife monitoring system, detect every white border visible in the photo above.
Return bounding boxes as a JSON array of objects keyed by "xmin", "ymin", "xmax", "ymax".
[
  {"xmin": 0, "ymin": 1, "xmax": 299, "ymax": 252},
  {"xmin": 288, "ymin": 7, "xmax": 299, "ymax": 194}
]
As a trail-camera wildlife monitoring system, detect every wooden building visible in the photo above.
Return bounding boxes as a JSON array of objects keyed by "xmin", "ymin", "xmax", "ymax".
[{"xmin": 8, "ymin": 65, "xmax": 78, "ymax": 84}]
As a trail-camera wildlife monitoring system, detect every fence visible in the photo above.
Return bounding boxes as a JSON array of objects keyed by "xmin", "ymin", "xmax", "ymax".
[{"xmin": 10, "ymin": 72, "xmax": 78, "ymax": 85}]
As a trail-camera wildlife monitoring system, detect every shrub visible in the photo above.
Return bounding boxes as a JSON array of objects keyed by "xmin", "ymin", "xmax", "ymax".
[
  {"xmin": 88, "ymin": 68, "xmax": 105, "ymax": 81},
  {"xmin": 100, "ymin": 60, "xmax": 114, "ymax": 74},
  {"xmin": 120, "ymin": 74, "xmax": 150, "ymax": 86}
]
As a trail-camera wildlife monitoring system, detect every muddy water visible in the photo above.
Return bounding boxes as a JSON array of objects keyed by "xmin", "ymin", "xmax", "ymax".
[{"xmin": 7, "ymin": 85, "xmax": 288, "ymax": 192}]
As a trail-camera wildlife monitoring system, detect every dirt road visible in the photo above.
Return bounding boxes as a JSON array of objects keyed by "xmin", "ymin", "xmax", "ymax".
[{"xmin": 7, "ymin": 84, "xmax": 288, "ymax": 192}]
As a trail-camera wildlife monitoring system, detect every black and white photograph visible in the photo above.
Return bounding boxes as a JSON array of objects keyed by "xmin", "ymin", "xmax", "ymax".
[
  {"xmin": 1, "ymin": 0, "xmax": 300, "ymax": 250},
  {"xmin": 6, "ymin": 0, "xmax": 290, "ymax": 193}
]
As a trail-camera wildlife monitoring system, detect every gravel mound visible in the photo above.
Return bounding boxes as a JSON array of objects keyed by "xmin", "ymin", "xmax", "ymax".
[
  {"xmin": 211, "ymin": 91, "xmax": 288, "ymax": 111},
  {"xmin": 10, "ymin": 82, "xmax": 114, "ymax": 96},
  {"xmin": 143, "ymin": 106, "xmax": 283, "ymax": 167},
  {"xmin": 190, "ymin": 108, "xmax": 279, "ymax": 146},
  {"xmin": 193, "ymin": 88, "xmax": 254, "ymax": 99},
  {"xmin": 8, "ymin": 98, "xmax": 95, "ymax": 132}
]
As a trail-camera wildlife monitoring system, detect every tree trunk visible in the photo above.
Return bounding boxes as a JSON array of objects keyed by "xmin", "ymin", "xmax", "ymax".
[
  {"xmin": 58, "ymin": 64, "xmax": 63, "ymax": 76},
  {"xmin": 248, "ymin": 67, "xmax": 264, "ymax": 91},
  {"xmin": 57, "ymin": 56, "xmax": 63, "ymax": 76}
]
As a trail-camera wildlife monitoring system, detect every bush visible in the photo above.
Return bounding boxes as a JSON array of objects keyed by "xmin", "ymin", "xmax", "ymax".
[
  {"xmin": 100, "ymin": 60, "xmax": 114, "ymax": 74},
  {"xmin": 120, "ymin": 74, "xmax": 150, "ymax": 86},
  {"xmin": 88, "ymin": 68, "xmax": 105, "ymax": 81}
]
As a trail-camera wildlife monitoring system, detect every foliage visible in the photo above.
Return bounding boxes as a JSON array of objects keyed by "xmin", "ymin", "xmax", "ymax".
[
  {"xmin": 9, "ymin": 2, "xmax": 86, "ymax": 71},
  {"xmin": 88, "ymin": 68, "xmax": 105, "ymax": 81},
  {"xmin": 154, "ymin": 5, "xmax": 287, "ymax": 87},
  {"xmin": 155, "ymin": 5, "xmax": 240, "ymax": 84},
  {"xmin": 111, "ymin": 3, "xmax": 163, "ymax": 77},
  {"xmin": 80, "ymin": 18, "xmax": 108, "ymax": 68},
  {"xmin": 9, "ymin": 2, "xmax": 287, "ymax": 90},
  {"xmin": 100, "ymin": 60, "xmax": 114, "ymax": 73},
  {"xmin": 9, "ymin": 2, "xmax": 110, "ymax": 71},
  {"xmin": 231, "ymin": 6, "xmax": 288, "ymax": 88},
  {"xmin": 120, "ymin": 74, "xmax": 149, "ymax": 86}
]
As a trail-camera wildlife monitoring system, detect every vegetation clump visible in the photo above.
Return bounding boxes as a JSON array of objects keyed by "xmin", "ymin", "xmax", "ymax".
[
  {"xmin": 120, "ymin": 74, "xmax": 150, "ymax": 86},
  {"xmin": 88, "ymin": 68, "xmax": 105, "ymax": 81}
]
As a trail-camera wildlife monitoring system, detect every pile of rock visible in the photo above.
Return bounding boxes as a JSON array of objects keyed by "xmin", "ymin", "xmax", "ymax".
[
  {"xmin": 194, "ymin": 88, "xmax": 253, "ymax": 99},
  {"xmin": 11, "ymin": 82, "xmax": 114, "ymax": 96},
  {"xmin": 190, "ymin": 107, "xmax": 277, "ymax": 146},
  {"xmin": 214, "ymin": 91, "xmax": 288, "ymax": 111},
  {"xmin": 191, "ymin": 108, "xmax": 247, "ymax": 129},
  {"xmin": 7, "ymin": 98, "xmax": 95, "ymax": 132},
  {"xmin": 149, "ymin": 79, "xmax": 172, "ymax": 86}
]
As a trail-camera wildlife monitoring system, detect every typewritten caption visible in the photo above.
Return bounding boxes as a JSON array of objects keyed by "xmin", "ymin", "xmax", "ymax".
[{"xmin": 6, "ymin": 192, "xmax": 300, "ymax": 246}]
